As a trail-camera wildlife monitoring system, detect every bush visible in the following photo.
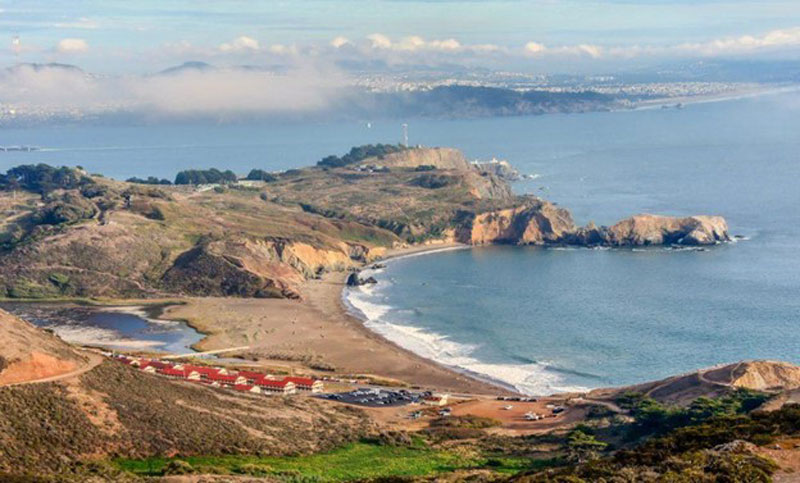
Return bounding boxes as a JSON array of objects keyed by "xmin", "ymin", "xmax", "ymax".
[
  {"xmin": 316, "ymin": 144, "xmax": 407, "ymax": 168},
  {"xmin": 0, "ymin": 164, "xmax": 93, "ymax": 195},
  {"xmin": 246, "ymin": 169, "xmax": 278, "ymax": 182},
  {"xmin": 235, "ymin": 463, "xmax": 273, "ymax": 476},
  {"xmin": 162, "ymin": 460, "xmax": 194, "ymax": 475},
  {"xmin": 126, "ymin": 176, "xmax": 172, "ymax": 185},
  {"xmin": 174, "ymin": 168, "xmax": 237, "ymax": 185}
]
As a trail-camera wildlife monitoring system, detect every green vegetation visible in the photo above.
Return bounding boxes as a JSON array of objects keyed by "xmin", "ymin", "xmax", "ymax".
[
  {"xmin": 524, "ymin": 403, "xmax": 800, "ymax": 482},
  {"xmin": 317, "ymin": 144, "xmax": 407, "ymax": 168},
  {"xmin": 245, "ymin": 169, "xmax": 278, "ymax": 182},
  {"xmin": 174, "ymin": 168, "xmax": 237, "ymax": 185},
  {"xmin": 115, "ymin": 438, "xmax": 530, "ymax": 480},
  {"xmin": 126, "ymin": 176, "xmax": 172, "ymax": 185},
  {"xmin": 0, "ymin": 164, "xmax": 93, "ymax": 195},
  {"xmin": 617, "ymin": 388, "xmax": 769, "ymax": 439}
]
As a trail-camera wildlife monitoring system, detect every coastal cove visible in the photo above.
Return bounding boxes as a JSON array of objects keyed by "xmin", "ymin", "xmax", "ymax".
[
  {"xmin": 1, "ymin": 90, "xmax": 799, "ymax": 398},
  {"xmin": 340, "ymin": 91, "xmax": 800, "ymax": 396}
]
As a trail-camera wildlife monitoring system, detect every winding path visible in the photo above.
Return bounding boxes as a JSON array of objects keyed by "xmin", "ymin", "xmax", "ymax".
[{"xmin": 1, "ymin": 351, "xmax": 104, "ymax": 387}]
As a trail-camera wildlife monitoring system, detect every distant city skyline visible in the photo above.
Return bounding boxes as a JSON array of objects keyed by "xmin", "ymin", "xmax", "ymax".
[{"xmin": 1, "ymin": 0, "xmax": 800, "ymax": 73}]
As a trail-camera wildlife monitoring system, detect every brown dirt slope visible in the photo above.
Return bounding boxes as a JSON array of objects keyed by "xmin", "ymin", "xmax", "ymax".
[{"xmin": 0, "ymin": 309, "xmax": 89, "ymax": 385}]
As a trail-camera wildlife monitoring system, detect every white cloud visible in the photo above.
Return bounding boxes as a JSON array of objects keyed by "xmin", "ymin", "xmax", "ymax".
[
  {"xmin": 522, "ymin": 27, "xmax": 800, "ymax": 61},
  {"xmin": 367, "ymin": 33, "xmax": 393, "ymax": 49},
  {"xmin": 0, "ymin": 63, "xmax": 348, "ymax": 118},
  {"xmin": 268, "ymin": 44, "xmax": 296, "ymax": 55},
  {"xmin": 56, "ymin": 38, "xmax": 89, "ymax": 54},
  {"xmin": 677, "ymin": 27, "xmax": 800, "ymax": 56},
  {"xmin": 524, "ymin": 41, "xmax": 547, "ymax": 54},
  {"xmin": 362, "ymin": 34, "xmax": 495, "ymax": 53},
  {"xmin": 330, "ymin": 36, "xmax": 351, "ymax": 48},
  {"xmin": 218, "ymin": 35, "xmax": 260, "ymax": 53}
]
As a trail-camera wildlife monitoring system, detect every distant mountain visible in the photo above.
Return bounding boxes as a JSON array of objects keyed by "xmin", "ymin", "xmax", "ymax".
[
  {"xmin": 156, "ymin": 60, "xmax": 215, "ymax": 75},
  {"xmin": 2, "ymin": 62, "xmax": 84, "ymax": 75}
]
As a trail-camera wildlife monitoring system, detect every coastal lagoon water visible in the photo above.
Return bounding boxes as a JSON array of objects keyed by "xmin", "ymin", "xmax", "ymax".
[
  {"xmin": 0, "ymin": 304, "xmax": 202, "ymax": 354},
  {"xmin": 2, "ymin": 91, "xmax": 800, "ymax": 393}
]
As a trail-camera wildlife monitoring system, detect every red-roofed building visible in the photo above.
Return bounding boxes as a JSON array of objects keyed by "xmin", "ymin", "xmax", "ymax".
[
  {"xmin": 282, "ymin": 376, "xmax": 324, "ymax": 393},
  {"xmin": 183, "ymin": 365, "xmax": 219, "ymax": 381},
  {"xmin": 237, "ymin": 370, "xmax": 267, "ymax": 383},
  {"xmin": 233, "ymin": 384, "xmax": 262, "ymax": 394},
  {"xmin": 254, "ymin": 378, "xmax": 296, "ymax": 394},
  {"xmin": 207, "ymin": 373, "xmax": 245, "ymax": 386},
  {"xmin": 159, "ymin": 367, "xmax": 187, "ymax": 379}
]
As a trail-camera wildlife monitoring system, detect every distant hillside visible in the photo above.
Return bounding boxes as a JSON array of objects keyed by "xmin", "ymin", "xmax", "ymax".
[{"xmin": 589, "ymin": 360, "xmax": 800, "ymax": 407}]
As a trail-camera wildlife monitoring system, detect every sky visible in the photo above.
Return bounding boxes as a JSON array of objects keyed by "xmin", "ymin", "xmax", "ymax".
[{"xmin": 2, "ymin": 0, "xmax": 800, "ymax": 73}]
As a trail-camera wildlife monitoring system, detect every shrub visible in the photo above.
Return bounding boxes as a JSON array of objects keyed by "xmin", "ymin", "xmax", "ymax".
[
  {"xmin": 246, "ymin": 169, "xmax": 278, "ymax": 182},
  {"xmin": 126, "ymin": 176, "xmax": 172, "ymax": 185},
  {"xmin": 162, "ymin": 460, "xmax": 194, "ymax": 475},
  {"xmin": 0, "ymin": 164, "xmax": 93, "ymax": 195},
  {"xmin": 174, "ymin": 168, "xmax": 237, "ymax": 185},
  {"xmin": 316, "ymin": 144, "xmax": 408, "ymax": 168}
]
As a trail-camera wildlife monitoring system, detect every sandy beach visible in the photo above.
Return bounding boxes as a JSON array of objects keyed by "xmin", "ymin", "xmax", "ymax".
[{"xmin": 161, "ymin": 242, "xmax": 510, "ymax": 396}]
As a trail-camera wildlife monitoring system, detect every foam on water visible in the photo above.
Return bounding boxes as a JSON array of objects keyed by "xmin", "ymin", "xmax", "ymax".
[{"xmin": 345, "ymin": 284, "xmax": 588, "ymax": 395}]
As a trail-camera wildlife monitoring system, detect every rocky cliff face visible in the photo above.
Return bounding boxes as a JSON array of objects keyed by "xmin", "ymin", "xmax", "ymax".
[
  {"xmin": 458, "ymin": 199, "xmax": 576, "ymax": 245},
  {"xmin": 375, "ymin": 147, "xmax": 471, "ymax": 171},
  {"xmin": 161, "ymin": 237, "xmax": 385, "ymax": 299},
  {"xmin": 596, "ymin": 214, "xmax": 730, "ymax": 246},
  {"xmin": 458, "ymin": 199, "xmax": 730, "ymax": 247}
]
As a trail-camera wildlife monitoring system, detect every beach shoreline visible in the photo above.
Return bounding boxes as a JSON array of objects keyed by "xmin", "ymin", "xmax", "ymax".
[{"xmin": 154, "ymin": 241, "xmax": 516, "ymax": 396}]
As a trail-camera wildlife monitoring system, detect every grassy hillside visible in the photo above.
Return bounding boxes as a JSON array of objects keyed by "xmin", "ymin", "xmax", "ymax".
[
  {"xmin": 0, "ymin": 361, "xmax": 369, "ymax": 479},
  {"xmin": 0, "ymin": 149, "xmax": 520, "ymax": 301}
]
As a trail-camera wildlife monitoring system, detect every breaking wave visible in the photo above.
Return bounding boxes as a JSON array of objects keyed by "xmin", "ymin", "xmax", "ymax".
[{"xmin": 344, "ymin": 280, "xmax": 589, "ymax": 395}]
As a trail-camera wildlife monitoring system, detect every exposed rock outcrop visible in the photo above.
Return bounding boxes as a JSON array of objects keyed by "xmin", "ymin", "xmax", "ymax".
[
  {"xmin": 458, "ymin": 199, "xmax": 576, "ymax": 245},
  {"xmin": 374, "ymin": 147, "xmax": 471, "ymax": 171},
  {"xmin": 161, "ymin": 238, "xmax": 384, "ymax": 299},
  {"xmin": 346, "ymin": 272, "xmax": 378, "ymax": 287},
  {"xmin": 596, "ymin": 214, "xmax": 729, "ymax": 246},
  {"xmin": 472, "ymin": 159, "xmax": 521, "ymax": 181},
  {"xmin": 458, "ymin": 200, "xmax": 730, "ymax": 247}
]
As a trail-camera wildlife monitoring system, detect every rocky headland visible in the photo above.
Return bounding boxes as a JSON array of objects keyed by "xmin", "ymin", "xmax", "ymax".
[{"xmin": 0, "ymin": 146, "xmax": 729, "ymax": 302}]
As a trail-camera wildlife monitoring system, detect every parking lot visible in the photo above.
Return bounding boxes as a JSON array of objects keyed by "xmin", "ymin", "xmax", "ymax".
[{"xmin": 318, "ymin": 388, "xmax": 427, "ymax": 407}]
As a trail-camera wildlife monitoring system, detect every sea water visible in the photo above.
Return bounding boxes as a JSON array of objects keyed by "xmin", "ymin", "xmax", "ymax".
[{"xmin": 2, "ymin": 91, "xmax": 799, "ymax": 392}]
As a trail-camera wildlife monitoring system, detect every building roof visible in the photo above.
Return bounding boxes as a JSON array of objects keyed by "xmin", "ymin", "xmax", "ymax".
[
  {"xmin": 282, "ymin": 376, "xmax": 318, "ymax": 386},
  {"xmin": 237, "ymin": 370, "xmax": 267, "ymax": 380},
  {"xmin": 207, "ymin": 373, "xmax": 238, "ymax": 383},
  {"xmin": 184, "ymin": 365, "xmax": 219, "ymax": 376},
  {"xmin": 255, "ymin": 377, "xmax": 294, "ymax": 388},
  {"xmin": 159, "ymin": 367, "xmax": 186, "ymax": 377}
]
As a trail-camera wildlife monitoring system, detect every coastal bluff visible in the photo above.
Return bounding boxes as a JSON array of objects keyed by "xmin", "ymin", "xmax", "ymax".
[
  {"xmin": 460, "ymin": 198, "xmax": 730, "ymax": 247},
  {"xmin": 0, "ymin": 147, "xmax": 729, "ymax": 301}
]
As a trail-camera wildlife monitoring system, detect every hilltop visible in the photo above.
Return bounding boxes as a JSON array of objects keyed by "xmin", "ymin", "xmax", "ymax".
[{"xmin": 588, "ymin": 360, "xmax": 800, "ymax": 409}]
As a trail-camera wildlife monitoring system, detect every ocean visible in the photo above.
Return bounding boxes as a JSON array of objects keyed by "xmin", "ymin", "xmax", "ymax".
[{"xmin": 2, "ymin": 91, "xmax": 799, "ymax": 394}]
